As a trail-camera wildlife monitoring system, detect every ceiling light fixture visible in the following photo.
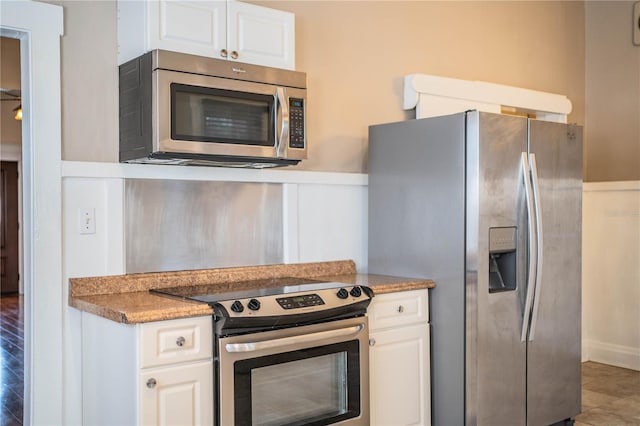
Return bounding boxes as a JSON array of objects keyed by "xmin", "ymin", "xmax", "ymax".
[{"xmin": 13, "ymin": 104, "xmax": 22, "ymax": 121}]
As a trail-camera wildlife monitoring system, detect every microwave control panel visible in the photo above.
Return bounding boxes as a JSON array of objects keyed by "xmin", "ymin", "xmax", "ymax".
[{"xmin": 289, "ymin": 98, "xmax": 305, "ymax": 149}]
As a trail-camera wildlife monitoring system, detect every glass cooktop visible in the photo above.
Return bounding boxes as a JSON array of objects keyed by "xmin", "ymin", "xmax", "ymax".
[{"xmin": 150, "ymin": 276, "xmax": 349, "ymax": 304}]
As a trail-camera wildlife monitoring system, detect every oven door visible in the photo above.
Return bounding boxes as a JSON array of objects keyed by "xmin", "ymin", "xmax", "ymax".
[{"xmin": 218, "ymin": 316, "xmax": 369, "ymax": 426}]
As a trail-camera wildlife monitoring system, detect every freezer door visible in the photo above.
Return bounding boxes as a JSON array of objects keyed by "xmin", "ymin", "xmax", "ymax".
[
  {"xmin": 467, "ymin": 112, "xmax": 529, "ymax": 425},
  {"xmin": 526, "ymin": 120, "xmax": 582, "ymax": 425}
]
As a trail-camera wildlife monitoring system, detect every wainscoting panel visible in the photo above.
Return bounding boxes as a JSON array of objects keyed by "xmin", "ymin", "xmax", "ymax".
[{"xmin": 582, "ymin": 181, "xmax": 640, "ymax": 370}]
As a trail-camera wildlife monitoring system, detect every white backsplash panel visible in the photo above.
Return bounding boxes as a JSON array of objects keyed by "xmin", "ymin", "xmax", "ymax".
[{"xmin": 125, "ymin": 179, "xmax": 283, "ymax": 273}]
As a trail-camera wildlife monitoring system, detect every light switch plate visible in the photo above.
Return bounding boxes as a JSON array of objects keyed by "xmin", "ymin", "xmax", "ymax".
[{"xmin": 634, "ymin": 2, "xmax": 640, "ymax": 46}]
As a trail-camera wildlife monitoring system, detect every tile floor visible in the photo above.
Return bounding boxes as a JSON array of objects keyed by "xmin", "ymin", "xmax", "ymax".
[{"xmin": 576, "ymin": 361, "xmax": 640, "ymax": 425}]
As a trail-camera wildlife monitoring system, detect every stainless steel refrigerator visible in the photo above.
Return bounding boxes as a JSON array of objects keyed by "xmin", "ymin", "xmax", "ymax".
[{"xmin": 368, "ymin": 111, "xmax": 582, "ymax": 426}]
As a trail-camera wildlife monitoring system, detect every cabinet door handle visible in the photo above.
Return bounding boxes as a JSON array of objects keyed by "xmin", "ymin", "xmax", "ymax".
[
  {"xmin": 176, "ymin": 336, "xmax": 186, "ymax": 347},
  {"xmin": 369, "ymin": 338, "xmax": 376, "ymax": 347},
  {"xmin": 230, "ymin": 50, "xmax": 239, "ymax": 59},
  {"xmin": 397, "ymin": 305, "xmax": 405, "ymax": 313},
  {"xmin": 146, "ymin": 378, "xmax": 157, "ymax": 389},
  {"xmin": 220, "ymin": 49, "xmax": 228, "ymax": 58}
]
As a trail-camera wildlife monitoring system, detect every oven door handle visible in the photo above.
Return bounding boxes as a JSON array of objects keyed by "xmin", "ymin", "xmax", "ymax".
[{"xmin": 224, "ymin": 324, "xmax": 365, "ymax": 353}]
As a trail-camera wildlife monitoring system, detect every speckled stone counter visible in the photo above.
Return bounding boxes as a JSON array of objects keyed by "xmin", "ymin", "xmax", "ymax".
[{"xmin": 69, "ymin": 260, "xmax": 435, "ymax": 324}]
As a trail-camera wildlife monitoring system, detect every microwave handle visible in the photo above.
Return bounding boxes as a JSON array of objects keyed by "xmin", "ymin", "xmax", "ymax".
[{"xmin": 276, "ymin": 87, "xmax": 290, "ymax": 157}]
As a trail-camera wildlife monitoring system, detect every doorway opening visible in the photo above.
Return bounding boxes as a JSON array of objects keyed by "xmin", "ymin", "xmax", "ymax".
[{"xmin": 0, "ymin": 34, "xmax": 24, "ymax": 425}]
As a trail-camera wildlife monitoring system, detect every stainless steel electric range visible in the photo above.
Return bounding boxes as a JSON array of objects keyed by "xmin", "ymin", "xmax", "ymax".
[{"xmin": 152, "ymin": 277, "xmax": 373, "ymax": 426}]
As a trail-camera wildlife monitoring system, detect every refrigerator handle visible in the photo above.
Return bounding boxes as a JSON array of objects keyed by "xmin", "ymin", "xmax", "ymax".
[
  {"xmin": 528, "ymin": 153, "xmax": 544, "ymax": 341},
  {"xmin": 520, "ymin": 152, "xmax": 537, "ymax": 342}
]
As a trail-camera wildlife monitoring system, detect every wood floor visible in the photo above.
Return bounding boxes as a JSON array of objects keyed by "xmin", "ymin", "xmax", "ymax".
[
  {"xmin": 0, "ymin": 295, "xmax": 23, "ymax": 426},
  {"xmin": 0, "ymin": 294, "xmax": 637, "ymax": 425}
]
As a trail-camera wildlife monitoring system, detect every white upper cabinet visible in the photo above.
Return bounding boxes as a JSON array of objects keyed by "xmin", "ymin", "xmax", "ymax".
[
  {"xmin": 147, "ymin": 1, "xmax": 227, "ymax": 58},
  {"xmin": 118, "ymin": 0, "xmax": 295, "ymax": 70},
  {"xmin": 226, "ymin": 1, "xmax": 295, "ymax": 69}
]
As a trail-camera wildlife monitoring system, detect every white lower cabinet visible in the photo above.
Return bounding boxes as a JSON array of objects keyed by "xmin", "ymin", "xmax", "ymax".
[
  {"xmin": 140, "ymin": 361, "xmax": 212, "ymax": 425},
  {"xmin": 82, "ymin": 313, "xmax": 213, "ymax": 425},
  {"xmin": 368, "ymin": 289, "xmax": 431, "ymax": 426}
]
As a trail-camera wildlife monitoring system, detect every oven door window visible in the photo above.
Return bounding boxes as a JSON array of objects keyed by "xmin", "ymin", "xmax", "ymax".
[
  {"xmin": 171, "ymin": 83, "xmax": 275, "ymax": 146},
  {"xmin": 234, "ymin": 341, "xmax": 361, "ymax": 426}
]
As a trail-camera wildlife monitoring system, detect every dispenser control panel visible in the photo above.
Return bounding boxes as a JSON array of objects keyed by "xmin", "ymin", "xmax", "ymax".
[{"xmin": 489, "ymin": 227, "xmax": 517, "ymax": 253}]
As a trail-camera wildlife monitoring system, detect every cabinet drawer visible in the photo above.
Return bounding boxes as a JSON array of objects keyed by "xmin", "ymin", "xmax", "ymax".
[
  {"xmin": 368, "ymin": 289, "xmax": 429, "ymax": 331},
  {"xmin": 140, "ymin": 316, "xmax": 212, "ymax": 368}
]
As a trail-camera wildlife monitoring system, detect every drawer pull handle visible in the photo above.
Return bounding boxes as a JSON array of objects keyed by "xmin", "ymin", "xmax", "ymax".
[
  {"xmin": 398, "ymin": 305, "xmax": 405, "ymax": 314},
  {"xmin": 369, "ymin": 338, "xmax": 376, "ymax": 347},
  {"xmin": 176, "ymin": 336, "xmax": 186, "ymax": 347},
  {"xmin": 146, "ymin": 378, "xmax": 157, "ymax": 389}
]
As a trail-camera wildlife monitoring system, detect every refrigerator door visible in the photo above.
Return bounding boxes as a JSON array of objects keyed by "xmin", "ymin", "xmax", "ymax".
[
  {"xmin": 526, "ymin": 120, "xmax": 582, "ymax": 425},
  {"xmin": 467, "ymin": 112, "xmax": 529, "ymax": 425}
]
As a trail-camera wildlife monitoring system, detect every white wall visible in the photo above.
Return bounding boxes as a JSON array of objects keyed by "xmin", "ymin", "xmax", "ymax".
[
  {"xmin": 582, "ymin": 182, "xmax": 640, "ymax": 370},
  {"xmin": 61, "ymin": 162, "xmax": 368, "ymax": 422},
  {"xmin": 62, "ymin": 178, "xmax": 124, "ymax": 424},
  {"xmin": 296, "ymin": 183, "xmax": 367, "ymax": 268}
]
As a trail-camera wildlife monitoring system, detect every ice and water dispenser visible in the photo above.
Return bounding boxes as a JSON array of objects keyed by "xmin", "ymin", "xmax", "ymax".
[{"xmin": 488, "ymin": 227, "xmax": 517, "ymax": 293}]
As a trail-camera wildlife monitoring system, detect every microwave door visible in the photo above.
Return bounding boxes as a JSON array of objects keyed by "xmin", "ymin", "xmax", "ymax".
[{"xmin": 155, "ymin": 70, "xmax": 279, "ymax": 159}]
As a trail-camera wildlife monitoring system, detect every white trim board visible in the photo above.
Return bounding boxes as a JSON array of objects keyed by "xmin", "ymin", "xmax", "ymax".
[
  {"xmin": 62, "ymin": 161, "xmax": 368, "ymax": 186},
  {"xmin": 583, "ymin": 181, "xmax": 640, "ymax": 192},
  {"xmin": 404, "ymin": 74, "xmax": 572, "ymax": 123},
  {"xmin": 583, "ymin": 340, "xmax": 640, "ymax": 371},
  {"xmin": 1, "ymin": 1, "xmax": 64, "ymax": 424}
]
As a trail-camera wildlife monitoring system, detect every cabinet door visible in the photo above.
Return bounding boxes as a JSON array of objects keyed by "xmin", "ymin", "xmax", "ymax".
[
  {"xmin": 147, "ymin": 0, "xmax": 227, "ymax": 59},
  {"xmin": 140, "ymin": 361, "xmax": 213, "ymax": 426},
  {"xmin": 370, "ymin": 323, "xmax": 431, "ymax": 426},
  {"xmin": 227, "ymin": 1, "xmax": 295, "ymax": 69}
]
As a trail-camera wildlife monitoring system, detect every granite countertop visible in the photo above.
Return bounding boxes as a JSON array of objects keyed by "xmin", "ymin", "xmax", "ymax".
[{"xmin": 69, "ymin": 260, "xmax": 435, "ymax": 324}]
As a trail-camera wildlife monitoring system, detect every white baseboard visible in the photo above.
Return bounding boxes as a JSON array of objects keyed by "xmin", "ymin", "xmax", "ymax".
[{"xmin": 584, "ymin": 340, "xmax": 640, "ymax": 371}]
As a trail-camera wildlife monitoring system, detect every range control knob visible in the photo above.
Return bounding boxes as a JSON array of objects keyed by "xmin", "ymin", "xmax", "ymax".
[
  {"xmin": 230, "ymin": 300, "xmax": 244, "ymax": 313},
  {"xmin": 247, "ymin": 298, "xmax": 261, "ymax": 311},
  {"xmin": 336, "ymin": 288, "xmax": 349, "ymax": 299},
  {"xmin": 350, "ymin": 286, "xmax": 362, "ymax": 298}
]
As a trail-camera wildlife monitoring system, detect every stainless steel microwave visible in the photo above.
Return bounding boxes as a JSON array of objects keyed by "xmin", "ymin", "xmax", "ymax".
[{"xmin": 119, "ymin": 50, "xmax": 307, "ymax": 168}]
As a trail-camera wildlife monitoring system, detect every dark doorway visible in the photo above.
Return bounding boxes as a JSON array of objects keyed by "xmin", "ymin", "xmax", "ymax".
[{"xmin": 1, "ymin": 160, "xmax": 19, "ymax": 294}]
